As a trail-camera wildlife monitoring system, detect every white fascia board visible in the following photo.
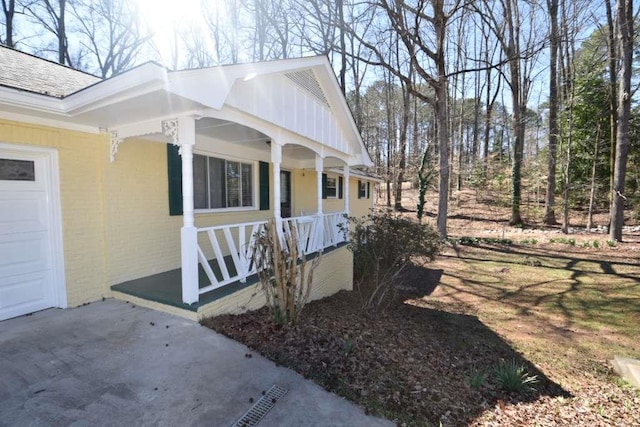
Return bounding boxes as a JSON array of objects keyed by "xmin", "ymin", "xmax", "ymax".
[
  {"xmin": 326, "ymin": 167, "xmax": 383, "ymax": 182},
  {"xmin": 62, "ymin": 63, "xmax": 168, "ymax": 114},
  {"xmin": 0, "ymin": 110, "xmax": 100, "ymax": 134},
  {"xmin": 0, "ymin": 86, "xmax": 66, "ymax": 115}
]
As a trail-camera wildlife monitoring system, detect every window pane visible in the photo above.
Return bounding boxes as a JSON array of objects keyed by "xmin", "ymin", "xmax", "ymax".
[
  {"xmin": 0, "ymin": 159, "xmax": 35, "ymax": 181},
  {"xmin": 326, "ymin": 177, "xmax": 337, "ymax": 198},
  {"xmin": 226, "ymin": 161, "xmax": 241, "ymax": 208},
  {"xmin": 241, "ymin": 163, "xmax": 253, "ymax": 207},
  {"xmin": 193, "ymin": 154, "xmax": 208, "ymax": 209},
  {"xmin": 209, "ymin": 157, "xmax": 226, "ymax": 209}
]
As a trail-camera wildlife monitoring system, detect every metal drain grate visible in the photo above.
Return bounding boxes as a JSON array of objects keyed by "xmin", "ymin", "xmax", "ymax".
[{"xmin": 232, "ymin": 385, "xmax": 288, "ymax": 427}]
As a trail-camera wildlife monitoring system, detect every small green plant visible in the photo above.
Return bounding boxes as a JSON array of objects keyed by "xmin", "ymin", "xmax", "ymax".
[
  {"xmin": 343, "ymin": 338, "xmax": 354, "ymax": 356},
  {"xmin": 549, "ymin": 237, "xmax": 576, "ymax": 246},
  {"xmin": 520, "ymin": 238, "xmax": 538, "ymax": 245},
  {"xmin": 607, "ymin": 239, "xmax": 617, "ymax": 247},
  {"xmin": 467, "ymin": 367, "xmax": 488, "ymax": 389},
  {"xmin": 593, "ymin": 240, "xmax": 600, "ymax": 248},
  {"xmin": 493, "ymin": 359, "xmax": 539, "ymax": 393}
]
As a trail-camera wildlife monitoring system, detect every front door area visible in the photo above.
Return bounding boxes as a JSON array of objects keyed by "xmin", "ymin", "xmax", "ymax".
[
  {"xmin": 280, "ymin": 170, "xmax": 292, "ymax": 218},
  {"xmin": 0, "ymin": 144, "xmax": 64, "ymax": 321}
]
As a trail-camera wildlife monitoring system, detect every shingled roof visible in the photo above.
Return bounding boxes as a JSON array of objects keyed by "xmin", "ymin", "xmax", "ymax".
[{"xmin": 0, "ymin": 46, "xmax": 101, "ymax": 98}]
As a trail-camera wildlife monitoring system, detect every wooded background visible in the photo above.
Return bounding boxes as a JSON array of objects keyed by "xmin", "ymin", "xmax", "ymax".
[{"xmin": 2, "ymin": 0, "xmax": 637, "ymax": 239}]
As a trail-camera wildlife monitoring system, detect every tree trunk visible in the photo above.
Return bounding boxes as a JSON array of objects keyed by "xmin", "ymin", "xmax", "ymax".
[
  {"xmin": 604, "ymin": 0, "xmax": 619, "ymax": 225},
  {"xmin": 337, "ymin": 0, "xmax": 347, "ymax": 94},
  {"xmin": 609, "ymin": 0, "xmax": 633, "ymax": 242},
  {"xmin": 562, "ymin": 87, "xmax": 576, "ymax": 234},
  {"xmin": 57, "ymin": 0, "xmax": 67, "ymax": 65},
  {"xmin": 587, "ymin": 124, "xmax": 601, "ymax": 231},
  {"xmin": 436, "ymin": 80, "xmax": 450, "ymax": 238},
  {"xmin": 544, "ymin": 0, "xmax": 559, "ymax": 225},
  {"xmin": 2, "ymin": 0, "xmax": 15, "ymax": 47},
  {"xmin": 395, "ymin": 82, "xmax": 410, "ymax": 211}
]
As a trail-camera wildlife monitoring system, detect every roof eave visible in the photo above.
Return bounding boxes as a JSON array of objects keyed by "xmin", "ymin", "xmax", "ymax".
[{"xmin": 0, "ymin": 85, "xmax": 66, "ymax": 115}]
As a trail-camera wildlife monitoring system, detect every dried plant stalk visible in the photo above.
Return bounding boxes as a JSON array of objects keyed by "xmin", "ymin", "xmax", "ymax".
[{"xmin": 253, "ymin": 219, "xmax": 321, "ymax": 325}]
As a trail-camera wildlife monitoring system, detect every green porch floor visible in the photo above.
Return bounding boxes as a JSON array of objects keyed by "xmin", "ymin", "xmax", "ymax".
[{"xmin": 111, "ymin": 256, "xmax": 260, "ymax": 312}]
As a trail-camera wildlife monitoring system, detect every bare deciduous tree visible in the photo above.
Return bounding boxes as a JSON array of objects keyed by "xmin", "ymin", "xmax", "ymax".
[
  {"xmin": 609, "ymin": 0, "xmax": 633, "ymax": 241},
  {"xmin": 544, "ymin": 0, "xmax": 560, "ymax": 225},
  {"xmin": 23, "ymin": 0, "xmax": 70, "ymax": 65},
  {"xmin": 70, "ymin": 0, "xmax": 151, "ymax": 77},
  {"xmin": 1, "ymin": 0, "xmax": 16, "ymax": 47}
]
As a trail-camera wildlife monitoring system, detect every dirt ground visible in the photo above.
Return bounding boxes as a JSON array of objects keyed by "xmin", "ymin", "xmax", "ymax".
[{"xmin": 204, "ymin": 188, "xmax": 640, "ymax": 426}]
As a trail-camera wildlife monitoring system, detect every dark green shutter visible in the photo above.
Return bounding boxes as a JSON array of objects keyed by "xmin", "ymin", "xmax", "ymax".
[
  {"xmin": 367, "ymin": 182, "xmax": 371, "ymax": 199},
  {"xmin": 167, "ymin": 144, "xmax": 183, "ymax": 216},
  {"xmin": 357, "ymin": 180, "xmax": 362, "ymax": 199},
  {"xmin": 338, "ymin": 176, "xmax": 343, "ymax": 199},
  {"xmin": 322, "ymin": 173, "xmax": 327, "ymax": 199},
  {"xmin": 259, "ymin": 161, "xmax": 270, "ymax": 210}
]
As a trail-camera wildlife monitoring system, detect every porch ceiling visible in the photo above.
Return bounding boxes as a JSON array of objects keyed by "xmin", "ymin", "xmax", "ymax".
[
  {"xmin": 63, "ymin": 89, "xmax": 203, "ymax": 130},
  {"xmin": 195, "ymin": 117, "xmax": 270, "ymax": 146},
  {"xmin": 195, "ymin": 118, "xmax": 326, "ymax": 164}
]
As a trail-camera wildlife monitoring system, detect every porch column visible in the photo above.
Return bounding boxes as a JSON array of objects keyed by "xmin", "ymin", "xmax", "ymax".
[
  {"xmin": 315, "ymin": 154, "xmax": 324, "ymax": 250},
  {"xmin": 167, "ymin": 117, "xmax": 199, "ymax": 305},
  {"xmin": 271, "ymin": 141, "xmax": 282, "ymax": 228},
  {"xmin": 315, "ymin": 154, "xmax": 324, "ymax": 215},
  {"xmin": 343, "ymin": 166, "xmax": 350, "ymax": 215}
]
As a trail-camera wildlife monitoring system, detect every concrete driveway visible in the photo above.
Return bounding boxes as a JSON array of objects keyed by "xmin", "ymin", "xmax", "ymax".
[{"xmin": 0, "ymin": 299, "xmax": 392, "ymax": 426}]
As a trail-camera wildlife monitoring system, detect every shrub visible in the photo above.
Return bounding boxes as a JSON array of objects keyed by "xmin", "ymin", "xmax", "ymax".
[
  {"xmin": 494, "ymin": 359, "xmax": 539, "ymax": 393},
  {"xmin": 252, "ymin": 219, "xmax": 321, "ymax": 325},
  {"xmin": 345, "ymin": 212, "xmax": 442, "ymax": 310},
  {"xmin": 467, "ymin": 367, "xmax": 488, "ymax": 389}
]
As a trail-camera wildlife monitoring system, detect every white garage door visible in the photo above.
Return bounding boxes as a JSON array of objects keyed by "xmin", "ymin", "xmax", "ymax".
[{"xmin": 0, "ymin": 144, "xmax": 64, "ymax": 321}]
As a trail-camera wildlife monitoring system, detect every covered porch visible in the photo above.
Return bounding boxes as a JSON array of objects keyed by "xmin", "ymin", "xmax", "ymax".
[
  {"xmin": 108, "ymin": 113, "xmax": 354, "ymax": 310},
  {"xmin": 63, "ymin": 56, "xmax": 373, "ymax": 316},
  {"xmin": 111, "ymin": 214, "xmax": 347, "ymax": 313}
]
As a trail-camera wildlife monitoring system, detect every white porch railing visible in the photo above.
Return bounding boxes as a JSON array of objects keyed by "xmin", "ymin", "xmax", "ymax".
[{"xmin": 196, "ymin": 212, "xmax": 348, "ymax": 295}]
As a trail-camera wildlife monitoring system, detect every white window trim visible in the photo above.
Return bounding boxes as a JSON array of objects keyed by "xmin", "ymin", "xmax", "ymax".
[
  {"xmin": 193, "ymin": 151, "xmax": 259, "ymax": 213},
  {"xmin": 359, "ymin": 180, "xmax": 370, "ymax": 199},
  {"xmin": 326, "ymin": 173, "xmax": 339, "ymax": 199}
]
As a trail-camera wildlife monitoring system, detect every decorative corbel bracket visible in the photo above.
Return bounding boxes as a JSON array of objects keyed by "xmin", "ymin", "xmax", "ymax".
[
  {"xmin": 110, "ymin": 131, "xmax": 124, "ymax": 162},
  {"xmin": 162, "ymin": 119, "xmax": 181, "ymax": 155}
]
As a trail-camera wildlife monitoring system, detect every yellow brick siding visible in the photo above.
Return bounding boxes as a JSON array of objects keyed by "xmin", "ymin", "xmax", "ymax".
[
  {"xmin": 291, "ymin": 169, "xmax": 372, "ymax": 217},
  {"xmin": 291, "ymin": 168, "xmax": 317, "ymax": 215},
  {"xmin": 111, "ymin": 291, "xmax": 199, "ymax": 321},
  {"xmin": 0, "ymin": 119, "xmax": 108, "ymax": 306},
  {"xmin": 350, "ymin": 177, "xmax": 374, "ymax": 218},
  {"xmin": 102, "ymin": 138, "xmax": 183, "ymax": 285},
  {"xmin": 308, "ymin": 246, "xmax": 353, "ymax": 299}
]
